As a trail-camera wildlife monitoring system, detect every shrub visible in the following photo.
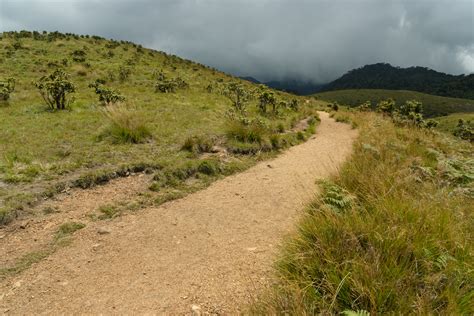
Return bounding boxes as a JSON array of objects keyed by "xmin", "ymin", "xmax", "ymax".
[
  {"xmin": 71, "ymin": 49, "xmax": 86, "ymax": 62},
  {"xmin": 12, "ymin": 41, "xmax": 23, "ymax": 50},
  {"xmin": 155, "ymin": 73, "xmax": 189, "ymax": 93},
  {"xmin": 0, "ymin": 77, "xmax": 15, "ymax": 101},
  {"xmin": 89, "ymin": 81, "xmax": 125, "ymax": 105},
  {"xmin": 35, "ymin": 69, "xmax": 75, "ymax": 110},
  {"xmin": 197, "ymin": 160, "xmax": 220, "ymax": 175},
  {"xmin": 155, "ymin": 80, "xmax": 177, "ymax": 93},
  {"xmin": 357, "ymin": 101, "xmax": 371, "ymax": 111},
  {"xmin": 98, "ymin": 103, "xmax": 152, "ymax": 144},
  {"xmin": 258, "ymin": 90, "xmax": 277, "ymax": 114},
  {"xmin": 425, "ymin": 119, "xmax": 439, "ymax": 129},
  {"xmin": 453, "ymin": 119, "xmax": 474, "ymax": 142},
  {"xmin": 289, "ymin": 99, "xmax": 299, "ymax": 111},
  {"xmin": 225, "ymin": 115, "xmax": 268, "ymax": 144},
  {"xmin": 118, "ymin": 66, "xmax": 131, "ymax": 82},
  {"xmin": 223, "ymin": 82, "xmax": 251, "ymax": 114},
  {"xmin": 376, "ymin": 98, "xmax": 395, "ymax": 115},
  {"xmin": 182, "ymin": 135, "xmax": 215, "ymax": 153}
]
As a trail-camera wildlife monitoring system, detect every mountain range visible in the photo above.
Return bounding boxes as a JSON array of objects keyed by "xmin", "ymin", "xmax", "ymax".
[{"xmin": 244, "ymin": 63, "xmax": 474, "ymax": 99}]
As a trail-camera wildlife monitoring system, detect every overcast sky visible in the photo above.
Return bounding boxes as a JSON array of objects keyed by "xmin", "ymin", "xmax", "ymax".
[{"xmin": 1, "ymin": 0, "xmax": 473, "ymax": 83}]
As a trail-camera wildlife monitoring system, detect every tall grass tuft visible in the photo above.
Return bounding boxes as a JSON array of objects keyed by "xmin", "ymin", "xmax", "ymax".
[
  {"xmin": 98, "ymin": 103, "xmax": 151, "ymax": 144},
  {"xmin": 252, "ymin": 112, "xmax": 473, "ymax": 315}
]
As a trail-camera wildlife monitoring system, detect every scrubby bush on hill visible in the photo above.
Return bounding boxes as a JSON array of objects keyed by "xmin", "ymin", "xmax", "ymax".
[
  {"xmin": 376, "ymin": 98, "xmax": 395, "ymax": 114},
  {"xmin": 89, "ymin": 81, "xmax": 125, "ymax": 105},
  {"xmin": 223, "ymin": 82, "xmax": 251, "ymax": 114},
  {"xmin": 258, "ymin": 89, "xmax": 277, "ymax": 115},
  {"xmin": 155, "ymin": 72, "xmax": 189, "ymax": 93},
  {"xmin": 118, "ymin": 65, "xmax": 132, "ymax": 82},
  {"xmin": 356, "ymin": 100, "xmax": 371, "ymax": 111},
  {"xmin": 453, "ymin": 119, "xmax": 474, "ymax": 142},
  {"xmin": 289, "ymin": 99, "xmax": 300, "ymax": 111},
  {"xmin": 71, "ymin": 49, "xmax": 86, "ymax": 62},
  {"xmin": 35, "ymin": 69, "xmax": 75, "ymax": 110},
  {"xmin": 0, "ymin": 77, "xmax": 15, "ymax": 101}
]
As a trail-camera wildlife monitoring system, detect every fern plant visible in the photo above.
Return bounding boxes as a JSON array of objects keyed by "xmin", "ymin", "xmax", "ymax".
[{"xmin": 319, "ymin": 180, "xmax": 355, "ymax": 213}]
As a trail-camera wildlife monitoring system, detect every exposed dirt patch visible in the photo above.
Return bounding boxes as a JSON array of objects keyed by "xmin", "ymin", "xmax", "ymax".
[
  {"xmin": 0, "ymin": 174, "xmax": 152, "ymax": 269},
  {"xmin": 0, "ymin": 112, "xmax": 357, "ymax": 314}
]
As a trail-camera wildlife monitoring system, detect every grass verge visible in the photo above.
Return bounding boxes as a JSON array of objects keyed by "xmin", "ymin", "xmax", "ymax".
[{"xmin": 251, "ymin": 111, "xmax": 473, "ymax": 315}]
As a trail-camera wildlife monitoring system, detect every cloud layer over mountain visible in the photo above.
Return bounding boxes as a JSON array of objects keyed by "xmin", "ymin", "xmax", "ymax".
[{"xmin": 1, "ymin": 0, "xmax": 473, "ymax": 83}]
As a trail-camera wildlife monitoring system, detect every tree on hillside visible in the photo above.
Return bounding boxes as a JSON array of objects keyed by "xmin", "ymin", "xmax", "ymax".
[
  {"xmin": 35, "ymin": 69, "xmax": 75, "ymax": 110},
  {"xmin": 223, "ymin": 82, "xmax": 251, "ymax": 114}
]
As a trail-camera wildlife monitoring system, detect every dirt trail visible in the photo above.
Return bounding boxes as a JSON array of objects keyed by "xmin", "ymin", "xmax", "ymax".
[{"xmin": 0, "ymin": 112, "xmax": 357, "ymax": 314}]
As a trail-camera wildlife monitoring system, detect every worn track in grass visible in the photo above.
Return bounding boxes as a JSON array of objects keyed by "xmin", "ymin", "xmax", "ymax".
[{"xmin": 0, "ymin": 112, "xmax": 357, "ymax": 314}]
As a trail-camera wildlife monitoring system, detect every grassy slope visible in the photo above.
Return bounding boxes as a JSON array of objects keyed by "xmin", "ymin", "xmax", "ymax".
[
  {"xmin": 435, "ymin": 113, "xmax": 474, "ymax": 134},
  {"xmin": 0, "ymin": 33, "xmax": 322, "ymax": 223},
  {"xmin": 314, "ymin": 89, "xmax": 474, "ymax": 117},
  {"xmin": 252, "ymin": 111, "xmax": 473, "ymax": 314}
]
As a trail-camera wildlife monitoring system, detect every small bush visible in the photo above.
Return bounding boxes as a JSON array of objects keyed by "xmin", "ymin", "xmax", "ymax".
[
  {"xmin": 258, "ymin": 90, "xmax": 277, "ymax": 114},
  {"xmin": 98, "ymin": 204, "xmax": 121, "ymax": 219},
  {"xmin": 357, "ymin": 101, "xmax": 371, "ymax": 111},
  {"xmin": 155, "ymin": 73, "xmax": 188, "ymax": 93},
  {"xmin": 118, "ymin": 66, "xmax": 131, "ymax": 82},
  {"xmin": 98, "ymin": 103, "xmax": 152, "ymax": 144},
  {"xmin": 223, "ymin": 82, "xmax": 251, "ymax": 114},
  {"xmin": 35, "ymin": 69, "xmax": 75, "ymax": 110},
  {"xmin": 71, "ymin": 49, "xmax": 86, "ymax": 62},
  {"xmin": 0, "ymin": 77, "xmax": 15, "ymax": 101},
  {"xmin": 56, "ymin": 222, "xmax": 85, "ymax": 239},
  {"xmin": 182, "ymin": 135, "xmax": 215, "ymax": 153},
  {"xmin": 289, "ymin": 99, "xmax": 299, "ymax": 111},
  {"xmin": 197, "ymin": 160, "xmax": 220, "ymax": 175},
  {"xmin": 376, "ymin": 98, "xmax": 395, "ymax": 115},
  {"xmin": 89, "ymin": 81, "xmax": 125, "ymax": 105},
  {"xmin": 453, "ymin": 119, "xmax": 474, "ymax": 142},
  {"xmin": 226, "ymin": 115, "xmax": 268, "ymax": 144}
]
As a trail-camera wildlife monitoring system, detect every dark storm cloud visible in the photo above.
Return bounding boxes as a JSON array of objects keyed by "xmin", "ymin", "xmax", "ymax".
[{"xmin": 1, "ymin": 0, "xmax": 473, "ymax": 83}]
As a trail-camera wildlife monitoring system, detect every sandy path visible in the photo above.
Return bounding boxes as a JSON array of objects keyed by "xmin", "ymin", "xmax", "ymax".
[{"xmin": 0, "ymin": 112, "xmax": 357, "ymax": 314}]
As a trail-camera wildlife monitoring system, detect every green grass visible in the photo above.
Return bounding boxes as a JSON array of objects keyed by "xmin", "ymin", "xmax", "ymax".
[
  {"xmin": 0, "ymin": 32, "xmax": 323, "ymax": 224},
  {"xmin": 435, "ymin": 113, "xmax": 474, "ymax": 134},
  {"xmin": 0, "ymin": 250, "xmax": 53, "ymax": 279},
  {"xmin": 314, "ymin": 89, "xmax": 474, "ymax": 117},
  {"xmin": 55, "ymin": 221, "xmax": 86, "ymax": 239},
  {"xmin": 252, "ymin": 111, "xmax": 473, "ymax": 315}
]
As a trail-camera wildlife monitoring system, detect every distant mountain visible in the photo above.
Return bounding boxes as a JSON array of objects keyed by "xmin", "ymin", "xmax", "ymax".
[
  {"xmin": 264, "ymin": 80, "xmax": 326, "ymax": 95},
  {"xmin": 239, "ymin": 77, "xmax": 325, "ymax": 95},
  {"xmin": 239, "ymin": 76, "xmax": 261, "ymax": 84},
  {"xmin": 321, "ymin": 63, "xmax": 474, "ymax": 100}
]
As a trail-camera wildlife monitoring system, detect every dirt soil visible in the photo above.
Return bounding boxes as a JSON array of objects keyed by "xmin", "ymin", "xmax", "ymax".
[{"xmin": 0, "ymin": 112, "xmax": 357, "ymax": 314}]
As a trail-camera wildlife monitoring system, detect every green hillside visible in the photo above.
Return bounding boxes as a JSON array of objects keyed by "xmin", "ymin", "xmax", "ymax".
[
  {"xmin": 0, "ymin": 31, "xmax": 321, "ymax": 224},
  {"xmin": 314, "ymin": 89, "xmax": 474, "ymax": 117},
  {"xmin": 320, "ymin": 63, "xmax": 474, "ymax": 99},
  {"xmin": 435, "ymin": 113, "xmax": 474, "ymax": 133}
]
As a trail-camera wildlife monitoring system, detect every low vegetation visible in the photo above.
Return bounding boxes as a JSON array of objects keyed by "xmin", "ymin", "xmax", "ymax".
[
  {"xmin": 315, "ymin": 89, "xmax": 474, "ymax": 117},
  {"xmin": 97, "ymin": 103, "xmax": 152, "ymax": 144},
  {"xmin": 35, "ymin": 69, "xmax": 76, "ymax": 110},
  {"xmin": 0, "ymin": 77, "xmax": 15, "ymax": 101},
  {"xmin": 253, "ymin": 111, "xmax": 473, "ymax": 315},
  {"xmin": 0, "ymin": 30, "xmax": 323, "ymax": 225},
  {"xmin": 89, "ymin": 81, "xmax": 125, "ymax": 105}
]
